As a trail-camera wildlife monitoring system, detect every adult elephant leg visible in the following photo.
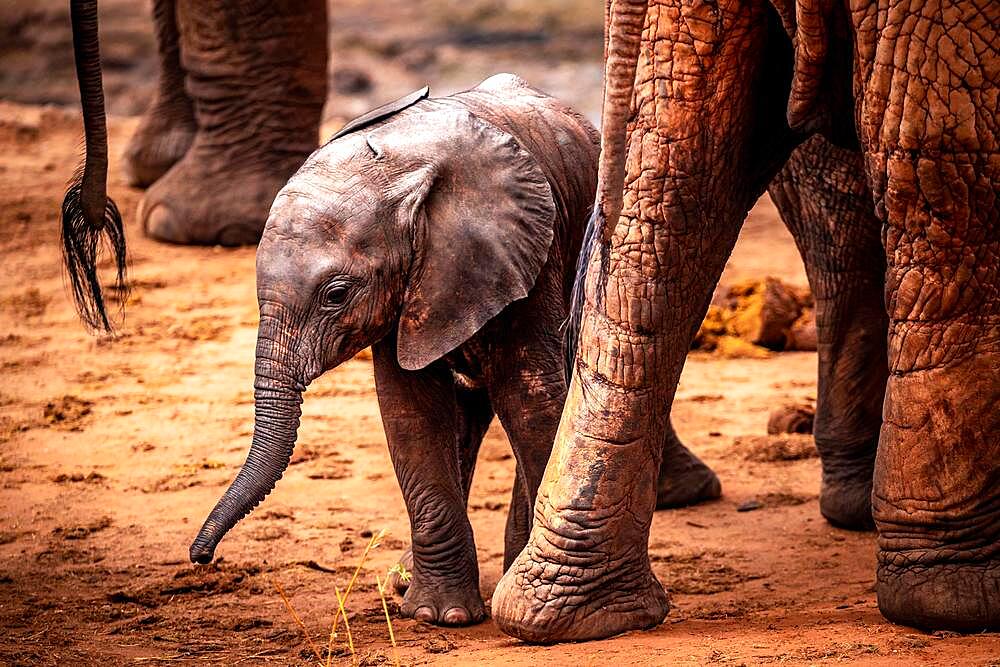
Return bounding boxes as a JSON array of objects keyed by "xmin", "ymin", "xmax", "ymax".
[
  {"xmin": 139, "ymin": 0, "xmax": 327, "ymax": 246},
  {"xmin": 493, "ymin": 0, "xmax": 799, "ymax": 643},
  {"xmin": 852, "ymin": 0, "xmax": 1000, "ymax": 631},
  {"xmin": 768, "ymin": 135, "xmax": 887, "ymax": 530},
  {"xmin": 655, "ymin": 417, "xmax": 721, "ymax": 509},
  {"xmin": 123, "ymin": 0, "xmax": 195, "ymax": 187}
]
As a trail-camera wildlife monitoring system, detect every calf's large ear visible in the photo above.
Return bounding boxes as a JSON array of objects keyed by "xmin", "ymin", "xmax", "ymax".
[{"xmin": 366, "ymin": 109, "xmax": 556, "ymax": 371}]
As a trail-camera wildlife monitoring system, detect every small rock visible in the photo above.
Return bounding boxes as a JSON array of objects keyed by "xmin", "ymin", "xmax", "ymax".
[
  {"xmin": 331, "ymin": 67, "xmax": 373, "ymax": 95},
  {"xmin": 52, "ymin": 471, "xmax": 105, "ymax": 484},
  {"xmin": 767, "ymin": 403, "xmax": 815, "ymax": 435},
  {"xmin": 737, "ymin": 499, "xmax": 762, "ymax": 512},
  {"xmin": 425, "ymin": 635, "xmax": 456, "ymax": 654}
]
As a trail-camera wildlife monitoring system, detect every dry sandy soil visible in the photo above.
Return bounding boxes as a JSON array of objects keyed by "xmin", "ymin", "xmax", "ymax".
[{"xmin": 2, "ymin": 2, "xmax": 1000, "ymax": 666}]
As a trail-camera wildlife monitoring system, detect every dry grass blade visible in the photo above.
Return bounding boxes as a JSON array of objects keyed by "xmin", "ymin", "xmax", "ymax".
[
  {"xmin": 330, "ymin": 528, "xmax": 386, "ymax": 635},
  {"xmin": 334, "ymin": 584, "xmax": 356, "ymax": 664},
  {"xmin": 376, "ymin": 573, "xmax": 401, "ymax": 667},
  {"xmin": 270, "ymin": 575, "xmax": 325, "ymax": 667},
  {"xmin": 325, "ymin": 605, "xmax": 339, "ymax": 667}
]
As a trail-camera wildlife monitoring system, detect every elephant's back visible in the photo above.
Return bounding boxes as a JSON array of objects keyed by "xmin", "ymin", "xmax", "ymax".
[{"xmin": 441, "ymin": 75, "xmax": 599, "ymax": 216}]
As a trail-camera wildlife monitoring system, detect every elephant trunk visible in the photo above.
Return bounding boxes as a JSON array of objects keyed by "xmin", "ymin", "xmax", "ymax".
[
  {"xmin": 189, "ymin": 335, "xmax": 305, "ymax": 564},
  {"xmin": 564, "ymin": 0, "xmax": 649, "ymax": 380},
  {"xmin": 62, "ymin": 0, "xmax": 128, "ymax": 333}
]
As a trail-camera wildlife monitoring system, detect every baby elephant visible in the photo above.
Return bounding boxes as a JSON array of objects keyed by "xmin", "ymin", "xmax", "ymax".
[{"xmin": 190, "ymin": 74, "xmax": 598, "ymax": 626}]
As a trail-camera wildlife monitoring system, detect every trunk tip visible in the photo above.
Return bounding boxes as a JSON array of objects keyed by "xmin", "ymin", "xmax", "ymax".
[{"xmin": 189, "ymin": 537, "xmax": 217, "ymax": 564}]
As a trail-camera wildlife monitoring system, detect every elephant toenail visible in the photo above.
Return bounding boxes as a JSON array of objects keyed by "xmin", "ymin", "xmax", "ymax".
[
  {"xmin": 442, "ymin": 607, "xmax": 471, "ymax": 625},
  {"xmin": 142, "ymin": 204, "xmax": 186, "ymax": 244},
  {"xmin": 413, "ymin": 606, "xmax": 436, "ymax": 623}
]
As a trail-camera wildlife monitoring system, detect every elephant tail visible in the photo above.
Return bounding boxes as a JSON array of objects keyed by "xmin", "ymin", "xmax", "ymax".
[
  {"xmin": 563, "ymin": 0, "xmax": 650, "ymax": 384},
  {"xmin": 61, "ymin": 0, "xmax": 128, "ymax": 333},
  {"xmin": 563, "ymin": 205, "xmax": 598, "ymax": 384}
]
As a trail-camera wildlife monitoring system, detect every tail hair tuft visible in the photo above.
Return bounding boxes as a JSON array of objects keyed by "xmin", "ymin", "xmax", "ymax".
[
  {"xmin": 562, "ymin": 203, "xmax": 604, "ymax": 385},
  {"xmin": 60, "ymin": 169, "xmax": 128, "ymax": 334}
]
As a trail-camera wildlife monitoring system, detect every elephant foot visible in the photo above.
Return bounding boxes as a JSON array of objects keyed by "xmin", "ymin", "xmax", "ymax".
[
  {"xmin": 123, "ymin": 99, "xmax": 195, "ymax": 188},
  {"xmin": 399, "ymin": 572, "xmax": 485, "ymax": 627},
  {"xmin": 872, "ymin": 352, "xmax": 1000, "ymax": 632},
  {"xmin": 816, "ymin": 435, "xmax": 877, "ymax": 531},
  {"xmin": 819, "ymin": 474, "xmax": 874, "ymax": 531},
  {"xmin": 388, "ymin": 548, "xmax": 413, "ymax": 596},
  {"xmin": 492, "ymin": 372, "xmax": 672, "ymax": 643},
  {"xmin": 877, "ymin": 559, "xmax": 1000, "ymax": 632},
  {"xmin": 138, "ymin": 143, "xmax": 305, "ymax": 246},
  {"xmin": 492, "ymin": 524, "xmax": 670, "ymax": 643},
  {"xmin": 656, "ymin": 439, "xmax": 721, "ymax": 510},
  {"xmin": 493, "ymin": 434, "xmax": 669, "ymax": 641}
]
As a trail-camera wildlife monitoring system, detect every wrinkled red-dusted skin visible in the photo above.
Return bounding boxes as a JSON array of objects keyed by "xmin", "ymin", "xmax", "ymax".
[{"xmin": 493, "ymin": 0, "xmax": 998, "ymax": 643}]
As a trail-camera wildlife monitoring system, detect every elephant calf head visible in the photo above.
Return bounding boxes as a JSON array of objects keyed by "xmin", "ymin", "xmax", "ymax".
[{"xmin": 189, "ymin": 85, "xmax": 560, "ymax": 563}]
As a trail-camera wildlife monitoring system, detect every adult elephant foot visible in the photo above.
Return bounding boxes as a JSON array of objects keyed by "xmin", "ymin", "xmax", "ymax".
[
  {"xmin": 492, "ymin": 378, "xmax": 670, "ymax": 643},
  {"xmin": 818, "ymin": 436, "xmax": 876, "ymax": 531},
  {"xmin": 491, "ymin": 459, "xmax": 670, "ymax": 641},
  {"xmin": 820, "ymin": 477, "xmax": 874, "ymax": 531},
  {"xmin": 138, "ymin": 148, "xmax": 309, "ymax": 245},
  {"xmin": 139, "ymin": 0, "xmax": 328, "ymax": 246},
  {"xmin": 492, "ymin": 527, "xmax": 669, "ymax": 643},
  {"xmin": 878, "ymin": 561, "xmax": 1000, "ymax": 632},
  {"xmin": 655, "ymin": 420, "xmax": 721, "ymax": 510},
  {"xmin": 123, "ymin": 100, "xmax": 195, "ymax": 189},
  {"xmin": 874, "ymin": 355, "xmax": 1000, "ymax": 631}
]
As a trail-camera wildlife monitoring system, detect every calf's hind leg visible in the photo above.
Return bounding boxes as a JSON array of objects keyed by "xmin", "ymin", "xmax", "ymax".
[{"xmin": 768, "ymin": 135, "xmax": 888, "ymax": 530}]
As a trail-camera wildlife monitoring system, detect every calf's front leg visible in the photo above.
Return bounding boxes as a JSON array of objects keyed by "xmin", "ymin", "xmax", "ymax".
[{"xmin": 372, "ymin": 338, "xmax": 485, "ymax": 626}]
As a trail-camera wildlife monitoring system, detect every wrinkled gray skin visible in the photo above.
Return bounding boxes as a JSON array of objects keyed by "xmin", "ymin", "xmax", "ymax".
[
  {"xmin": 189, "ymin": 75, "xmax": 604, "ymax": 626},
  {"xmin": 127, "ymin": 0, "xmax": 327, "ymax": 246}
]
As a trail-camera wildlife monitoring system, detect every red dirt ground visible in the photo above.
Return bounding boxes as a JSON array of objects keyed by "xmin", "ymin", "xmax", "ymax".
[
  {"xmin": 1, "ymin": 2, "xmax": 999, "ymax": 665},
  {"xmin": 3, "ymin": 102, "xmax": 998, "ymax": 666}
]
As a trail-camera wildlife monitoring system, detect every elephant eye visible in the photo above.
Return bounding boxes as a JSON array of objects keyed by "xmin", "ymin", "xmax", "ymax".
[{"xmin": 323, "ymin": 283, "xmax": 351, "ymax": 308}]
